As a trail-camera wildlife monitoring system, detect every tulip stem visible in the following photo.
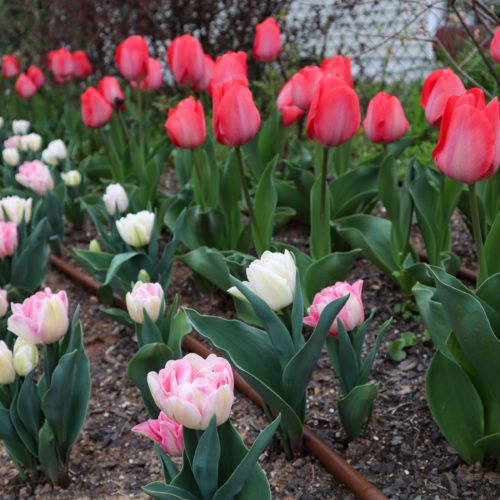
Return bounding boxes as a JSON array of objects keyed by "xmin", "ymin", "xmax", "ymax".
[
  {"xmin": 318, "ymin": 146, "xmax": 329, "ymax": 257},
  {"xmin": 192, "ymin": 149, "xmax": 206, "ymax": 211},
  {"xmin": 468, "ymin": 183, "xmax": 487, "ymax": 286},
  {"xmin": 262, "ymin": 401, "xmax": 293, "ymax": 460},
  {"xmin": 117, "ymin": 108, "xmax": 131, "ymax": 142},
  {"xmin": 43, "ymin": 343, "xmax": 59, "ymax": 385},
  {"xmin": 235, "ymin": 146, "xmax": 263, "ymax": 253},
  {"xmin": 136, "ymin": 87, "xmax": 145, "ymax": 163},
  {"xmin": 439, "ymin": 171, "xmax": 448, "ymax": 260}
]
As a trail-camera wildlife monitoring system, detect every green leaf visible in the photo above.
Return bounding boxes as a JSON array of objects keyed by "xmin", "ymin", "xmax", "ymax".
[
  {"xmin": 41, "ymin": 347, "xmax": 91, "ymax": 460},
  {"xmin": 213, "ymin": 417, "xmax": 279, "ymax": 500},
  {"xmin": 484, "ymin": 210, "xmax": 500, "ymax": 277},
  {"xmin": 474, "ymin": 433, "xmax": 500, "ymax": 458},
  {"xmin": 142, "ymin": 482, "xmax": 200, "ymax": 500},
  {"xmin": 387, "ymin": 338, "xmax": 408, "ymax": 362},
  {"xmin": 252, "ymin": 156, "xmax": 278, "ymax": 255},
  {"xmin": 303, "ymin": 250, "xmax": 361, "ymax": 305},
  {"xmin": 290, "ymin": 271, "xmax": 305, "ymax": 350},
  {"xmin": 100, "ymin": 307, "xmax": 135, "ymax": 329},
  {"xmin": 230, "ymin": 277, "xmax": 295, "ymax": 368},
  {"xmin": 338, "ymin": 383, "xmax": 381, "ymax": 439},
  {"xmin": 426, "ymin": 350, "xmax": 484, "ymax": 464},
  {"xmin": 378, "ymin": 155, "xmax": 399, "ymax": 223},
  {"xmin": 127, "ymin": 343, "xmax": 174, "ymax": 418},
  {"xmin": 167, "ymin": 309, "xmax": 192, "ymax": 359},
  {"xmin": 193, "ymin": 416, "xmax": 220, "ymax": 499},
  {"xmin": 155, "ymin": 443, "xmax": 180, "ymax": 483},
  {"xmin": 283, "ymin": 296, "xmax": 348, "ymax": 411},
  {"xmin": 104, "ymin": 251, "xmax": 140, "ymax": 286},
  {"xmin": 38, "ymin": 420, "xmax": 64, "ymax": 485},
  {"xmin": 0, "ymin": 405, "xmax": 33, "ymax": 473}
]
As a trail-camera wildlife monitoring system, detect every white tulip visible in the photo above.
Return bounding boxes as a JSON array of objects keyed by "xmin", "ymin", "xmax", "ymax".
[
  {"xmin": 0, "ymin": 196, "xmax": 32, "ymax": 224},
  {"xmin": 116, "ymin": 211, "xmax": 155, "ymax": 247},
  {"xmin": 228, "ymin": 250, "xmax": 296, "ymax": 311},
  {"xmin": 2, "ymin": 147, "xmax": 20, "ymax": 166},
  {"xmin": 0, "ymin": 341, "xmax": 15, "ymax": 385},
  {"xmin": 103, "ymin": 183, "xmax": 129, "ymax": 215},
  {"xmin": 12, "ymin": 120, "xmax": 30, "ymax": 135},
  {"xmin": 13, "ymin": 338, "xmax": 39, "ymax": 376},
  {"xmin": 0, "ymin": 117, "xmax": 4, "ymax": 129},
  {"xmin": 23, "ymin": 133, "xmax": 42, "ymax": 152},
  {"xmin": 61, "ymin": 170, "xmax": 82, "ymax": 187}
]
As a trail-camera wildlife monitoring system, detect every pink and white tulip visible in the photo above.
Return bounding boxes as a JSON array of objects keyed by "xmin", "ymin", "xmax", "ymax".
[
  {"xmin": 15, "ymin": 160, "xmax": 54, "ymax": 196},
  {"xmin": 0, "ymin": 222, "xmax": 18, "ymax": 258},
  {"xmin": 132, "ymin": 411, "xmax": 183, "ymax": 456},
  {"xmin": 0, "ymin": 196, "xmax": 32, "ymax": 224},
  {"xmin": 103, "ymin": 183, "xmax": 129, "ymax": 215},
  {"xmin": 116, "ymin": 211, "xmax": 155, "ymax": 247},
  {"xmin": 126, "ymin": 281, "xmax": 164, "ymax": 324}
]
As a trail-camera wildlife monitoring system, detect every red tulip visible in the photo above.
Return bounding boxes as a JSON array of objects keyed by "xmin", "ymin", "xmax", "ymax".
[
  {"xmin": 491, "ymin": 25, "xmax": 500, "ymax": 63},
  {"xmin": 291, "ymin": 65, "xmax": 322, "ymax": 111},
  {"xmin": 208, "ymin": 51, "xmax": 248, "ymax": 97},
  {"xmin": 433, "ymin": 89, "xmax": 500, "ymax": 184},
  {"xmin": 363, "ymin": 92, "xmax": 409, "ymax": 144},
  {"xmin": 140, "ymin": 58, "xmax": 163, "ymax": 91},
  {"xmin": 277, "ymin": 80, "xmax": 306, "ymax": 127},
  {"xmin": 321, "ymin": 55, "xmax": 353, "ymax": 87},
  {"xmin": 27, "ymin": 65, "xmax": 45, "ymax": 88},
  {"xmin": 2, "ymin": 55, "xmax": 20, "ymax": 78},
  {"xmin": 212, "ymin": 79, "xmax": 260, "ymax": 147},
  {"xmin": 421, "ymin": 68, "xmax": 465, "ymax": 129},
  {"xmin": 167, "ymin": 34, "xmax": 205, "ymax": 87},
  {"xmin": 306, "ymin": 75, "xmax": 361, "ymax": 147},
  {"xmin": 72, "ymin": 50, "xmax": 93, "ymax": 78},
  {"xmin": 98, "ymin": 76, "xmax": 125, "ymax": 109},
  {"xmin": 192, "ymin": 54, "xmax": 215, "ymax": 92},
  {"xmin": 14, "ymin": 73, "xmax": 37, "ymax": 99},
  {"xmin": 81, "ymin": 87, "xmax": 113, "ymax": 128},
  {"xmin": 115, "ymin": 35, "xmax": 149, "ymax": 82},
  {"xmin": 253, "ymin": 17, "xmax": 281, "ymax": 62},
  {"xmin": 50, "ymin": 48, "xmax": 74, "ymax": 81},
  {"xmin": 165, "ymin": 97, "xmax": 206, "ymax": 148}
]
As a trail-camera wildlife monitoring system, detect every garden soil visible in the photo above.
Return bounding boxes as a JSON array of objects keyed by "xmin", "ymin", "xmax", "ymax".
[{"xmin": 1, "ymin": 215, "xmax": 499, "ymax": 500}]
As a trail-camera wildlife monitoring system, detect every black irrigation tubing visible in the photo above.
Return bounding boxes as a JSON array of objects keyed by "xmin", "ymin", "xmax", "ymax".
[{"xmin": 49, "ymin": 254, "xmax": 388, "ymax": 500}]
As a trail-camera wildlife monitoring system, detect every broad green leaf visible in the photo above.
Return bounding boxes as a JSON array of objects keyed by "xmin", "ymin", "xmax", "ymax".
[
  {"xmin": 283, "ymin": 296, "xmax": 348, "ymax": 411},
  {"xmin": 378, "ymin": 155, "xmax": 399, "ymax": 223},
  {"xmin": 154, "ymin": 443, "xmax": 180, "ymax": 483},
  {"xmin": 426, "ymin": 350, "xmax": 484, "ymax": 464},
  {"xmin": 38, "ymin": 420, "xmax": 64, "ymax": 485},
  {"xmin": 213, "ymin": 417, "xmax": 279, "ymax": 500},
  {"xmin": 142, "ymin": 482, "xmax": 199, "ymax": 500},
  {"xmin": 484, "ymin": 210, "xmax": 500, "ymax": 276},
  {"xmin": 338, "ymin": 383, "xmax": 381, "ymax": 439},
  {"xmin": 474, "ymin": 433, "xmax": 500, "ymax": 458}
]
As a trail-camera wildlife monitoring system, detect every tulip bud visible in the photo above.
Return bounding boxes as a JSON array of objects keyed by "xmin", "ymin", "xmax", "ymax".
[
  {"xmin": 165, "ymin": 97, "xmax": 206, "ymax": 149},
  {"xmin": 13, "ymin": 337, "xmax": 39, "ymax": 376},
  {"xmin": 50, "ymin": 48, "xmax": 74, "ymax": 81},
  {"xmin": 103, "ymin": 183, "xmax": 129, "ymax": 215},
  {"xmin": 89, "ymin": 239, "xmax": 101, "ymax": 253},
  {"xmin": 98, "ymin": 76, "xmax": 125, "ymax": 109},
  {"xmin": 15, "ymin": 160, "xmax": 54, "ymax": 196},
  {"xmin": 208, "ymin": 51, "xmax": 248, "ymax": 97},
  {"xmin": 12, "ymin": 120, "xmax": 30, "ymax": 135},
  {"xmin": 0, "ymin": 341, "xmax": 16, "ymax": 384},
  {"xmin": 42, "ymin": 139, "xmax": 67, "ymax": 166},
  {"xmin": 0, "ymin": 196, "xmax": 32, "ymax": 224},
  {"xmin": 23, "ymin": 133, "xmax": 42, "ymax": 152},
  {"xmin": 228, "ymin": 249, "xmax": 296, "ymax": 311},
  {"xmin": 81, "ymin": 87, "xmax": 113, "ymax": 128},
  {"xmin": 27, "ymin": 65, "xmax": 45, "ymax": 89},
  {"xmin": 253, "ymin": 17, "xmax": 282, "ymax": 62},
  {"xmin": 2, "ymin": 147, "xmax": 20, "ymax": 167},
  {"xmin": 115, "ymin": 35, "xmax": 149, "ymax": 82},
  {"xmin": 126, "ymin": 281, "xmax": 164, "ymax": 323},
  {"xmin": 277, "ymin": 79, "xmax": 306, "ymax": 127},
  {"xmin": 140, "ymin": 57, "xmax": 163, "ymax": 91},
  {"xmin": 192, "ymin": 54, "xmax": 214, "ymax": 92},
  {"xmin": 8, "ymin": 288, "xmax": 69, "ymax": 344},
  {"xmin": 72, "ymin": 50, "xmax": 93, "ymax": 79},
  {"xmin": 15, "ymin": 73, "xmax": 37, "ymax": 99},
  {"xmin": 321, "ymin": 55, "xmax": 353, "ymax": 87},
  {"xmin": 304, "ymin": 280, "xmax": 364, "ymax": 337},
  {"xmin": 116, "ymin": 211, "xmax": 155, "ymax": 247},
  {"xmin": 137, "ymin": 269, "xmax": 151, "ymax": 283},
  {"xmin": 0, "ymin": 222, "xmax": 18, "ymax": 258},
  {"xmin": 147, "ymin": 353, "xmax": 234, "ymax": 430},
  {"xmin": 61, "ymin": 170, "xmax": 82, "ymax": 187},
  {"xmin": 167, "ymin": 34, "xmax": 205, "ymax": 87},
  {"xmin": 2, "ymin": 55, "xmax": 20, "ymax": 79},
  {"xmin": 0, "ymin": 288, "xmax": 8, "ymax": 318}
]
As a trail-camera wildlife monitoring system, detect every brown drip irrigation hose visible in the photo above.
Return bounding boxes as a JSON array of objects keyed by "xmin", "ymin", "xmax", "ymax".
[{"xmin": 49, "ymin": 254, "xmax": 387, "ymax": 499}]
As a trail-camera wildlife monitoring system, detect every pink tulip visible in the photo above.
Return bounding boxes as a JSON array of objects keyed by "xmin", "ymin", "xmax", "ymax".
[
  {"xmin": 433, "ymin": 89, "xmax": 500, "ymax": 184},
  {"xmin": 15, "ymin": 73, "xmax": 37, "ymax": 99},
  {"xmin": 167, "ymin": 34, "xmax": 205, "ymax": 87},
  {"xmin": 125, "ymin": 281, "xmax": 164, "ymax": 324},
  {"xmin": 212, "ymin": 79, "xmax": 261, "ymax": 147},
  {"xmin": 306, "ymin": 75, "xmax": 361, "ymax": 147},
  {"xmin": 165, "ymin": 97, "xmax": 206, "ymax": 148},
  {"xmin": 98, "ymin": 76, "xmax": 125, "ymax": 109},
  {"xmin": 27, "ymin": 65, "xmax": 45, "ymax": 89},
  {"xmin": 140, "ymin": 58, "xmax": 163, "ymax": 91},
  {"xmin": 208, "ymin": 51, "xmax": 248, "ymax": 97},
  {"xmin": 147, "ymin": 353, "xmax": 234, "ymax": 430},
  {"xmin": 50, "ymin": 48, "xmax": 74, "ymax": 81},
  {"xmin": 192, "ymin": 54, "xmax": 215, "ymax": 92},
  {"xmin": 2, "ymin": 55, "xmax": 20, "ymax": 78},
  {"xmin": 253, "ymin": 17, "xmax": 281, "ymax": 62},
  {"xmin": 8, "ymin": 288, "xmax": 69, "ymax": 344},
  {"xmin": 3, "ymin": 135, "xmax": 23, "ymax": 149},
  {"xmin": 0, "ymin": 222, "xmax": 18, "ymax": 258},
  {"xmin": 132, "ymin": 411, "xmax": 183, "ymax": 456},
  {"xmin": 277, "ymin": 79, "xmax": 306, "ymax": 127},
  {"xmin": 72, "ymin": 50, "xmax": 93, "ymax": 78},
  {"xmin": 15, "ymin": 160, "xmax": 54, "ymax": 196},
  {"xmin": 290, "ymin": 65, "xmax": 322, "ymax": 111},
  {"xmin": 115, "ymin": 35, "xmax": 149, "ymax": 82},
  {"xmin": 81, "ymin": 87, "xmax": 113, "ymax": 128},
  {"xmin": 304, "ymin": 280, "xmax": 364, "ymax": 337},
  {"xmin": 363, "ymin": 91, "xmax": 409, "ymax": 144},
  {"xmin": 491, "ymin": 25, "xmax": 500, "ymax": 63},
  {"xmin": 421, "ymin": 68, "xmax": 465, "ymax": 129},
  {"xmin": 321, "ymin": 55, "xmax": 353, "ymax": 87}
]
